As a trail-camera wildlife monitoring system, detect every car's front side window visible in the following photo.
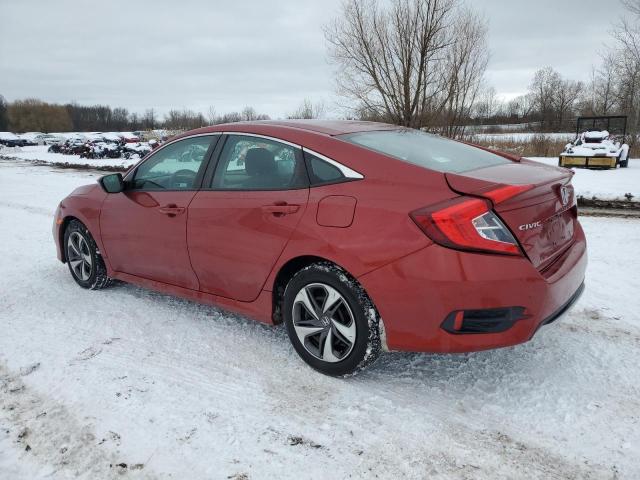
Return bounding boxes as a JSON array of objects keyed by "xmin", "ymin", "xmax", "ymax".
[
  {"xmin": 211, "ymin": 135, "xmax": 307, "ymax": 190},
  {"xmin": 131, "ymin": 136, "xmax": 214, "ymax": 190}
]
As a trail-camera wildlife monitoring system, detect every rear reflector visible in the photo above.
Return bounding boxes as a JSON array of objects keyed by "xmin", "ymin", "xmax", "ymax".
[
  {"xmin": 442, "ymin": 307, "xmax": 528, "ymax": 334},
  {"xmin": 410, "ymin": 197, "xmax": 521, "ymax": 255}
]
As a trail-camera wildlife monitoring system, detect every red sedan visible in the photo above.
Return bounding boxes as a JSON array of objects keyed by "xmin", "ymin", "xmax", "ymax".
[{"xmin": 53, "ymin": 120, "xmax": 587, "ymax": 376}]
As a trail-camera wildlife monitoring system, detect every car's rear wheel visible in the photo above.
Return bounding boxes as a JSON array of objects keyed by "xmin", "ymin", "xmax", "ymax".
[
  {"xmin": 283, "ymin": 262, "xmax": 381, "ymax": 376},
  {"xmin": 64, "ymin": 220, "xmax": 111, "ymax": 290}
]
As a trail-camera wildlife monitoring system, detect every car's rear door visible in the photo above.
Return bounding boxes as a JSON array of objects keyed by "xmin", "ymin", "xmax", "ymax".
[
  {"xmin": 187, "ymin": 134, "xmax": 309, "ymax": 301},
  {"xmin": 100, "ymin": 135, "xmax": 218, "ymax": 289}
]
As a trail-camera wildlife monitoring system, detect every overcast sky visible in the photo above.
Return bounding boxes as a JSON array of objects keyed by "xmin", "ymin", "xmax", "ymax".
[{"xmin": 0, "ymin": 0, "xmax": 628, "ymax": 118}]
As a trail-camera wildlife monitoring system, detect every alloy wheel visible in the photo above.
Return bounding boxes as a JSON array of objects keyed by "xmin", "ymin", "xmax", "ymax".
[
  {"xmin": 67, "ymin": 231, "xmax": 93, "ymax": 281},
  {"xmin": 292, "ymin": 282, "xmax": 356, "ymax": 363}
]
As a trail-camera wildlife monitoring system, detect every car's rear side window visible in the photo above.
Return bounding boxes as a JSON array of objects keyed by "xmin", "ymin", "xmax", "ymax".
[
  {"xmin": 339, "ymin": 129, "xmax": 510, "ymax": 173},
  {"xmin": 303, "ymin": 151, "xmax": 346, "ymax": 185},
  {"xmin": 211, "ymin": 135, "xmax": 307, "ymax": 190}
]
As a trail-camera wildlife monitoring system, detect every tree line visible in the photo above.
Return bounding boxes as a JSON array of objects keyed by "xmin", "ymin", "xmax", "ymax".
[{"xmin": 0, "ymin": 98, "xmax": 272, "ymax": 133}]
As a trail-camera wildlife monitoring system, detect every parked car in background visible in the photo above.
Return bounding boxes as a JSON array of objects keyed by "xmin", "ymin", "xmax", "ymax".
[
  {"xmin": 19, "ymin": 132, "xmax": 44, "ymax": 145},
  {"xmin": 53, "ymin": 120, "xmax": 587, "ymax": 376},
  {"xmin": 16, "ymin": 134, "xmax": 38, "ymax": 146},
  {"xmin": 38, "ymin": 134, "xmax": 65, "ymax": 145},
  {"xmin": 120, "ymin": 131, "xmax": 140, "ymax": 143},
  {"xmin": 103, "ymin": 132, "xmax": 125, "ymax": 143},
  {"xmin": 121, "ymin": 142, "xmax": 152, "ymax": 159},
  {"xmin": 0, "ymin": 132, "xmax": 27, "ymax": 147}
]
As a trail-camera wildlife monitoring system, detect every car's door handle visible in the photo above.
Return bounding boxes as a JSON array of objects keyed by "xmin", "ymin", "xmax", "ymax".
[
  {"xmin": 261, "ymin": 203, "xmax": 300, "ymax": 216},
  {"xmin": 158, "ymin": 204, "xmax": 185, "ymax": 217}
]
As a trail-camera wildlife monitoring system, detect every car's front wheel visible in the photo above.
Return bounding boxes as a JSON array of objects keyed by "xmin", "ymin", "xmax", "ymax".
[
  {"xmin": 64, "ymin": 220, "xmax": 111, "ymax": 290},
  {"xmin": 283, "ymin": 262, "xmax": 381, "ymax": 376}
]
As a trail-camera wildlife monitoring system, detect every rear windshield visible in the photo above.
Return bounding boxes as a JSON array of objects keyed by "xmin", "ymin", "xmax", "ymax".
[{"xmin": 339, "ymin": 129, "xmax": 510, "ymax": 173}]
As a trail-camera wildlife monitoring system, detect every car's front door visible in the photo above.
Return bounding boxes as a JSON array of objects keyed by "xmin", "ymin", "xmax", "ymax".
[
  {"xmin": 100, "ymin": 135, "xmax": 218, "ymax": 289},
  {"xmin": 188, "ymin": 134, "xmax": 309, "ymax": 301}
]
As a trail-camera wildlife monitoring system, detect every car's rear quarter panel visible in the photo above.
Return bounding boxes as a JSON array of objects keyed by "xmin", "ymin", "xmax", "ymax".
[{"xmin": 262, "ymin": 139, "xmax": 460, "ymax": 292}]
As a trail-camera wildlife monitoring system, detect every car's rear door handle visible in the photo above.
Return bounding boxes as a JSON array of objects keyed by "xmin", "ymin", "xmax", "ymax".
[
  {"xmin": 261, "ymin": 203, "xmax": 300, "ymax": 216},
  {"xmin": 158, "ymin": 204, "xmax": 185, "ymax": 217}
]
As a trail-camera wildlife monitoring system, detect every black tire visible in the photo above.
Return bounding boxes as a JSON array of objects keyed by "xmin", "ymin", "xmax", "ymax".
[
  {"xmin": 283, "ymin": 262, "xmax": 381, "ymax": 377},
  {"xmin": 621, "ymin": 158, "xmax": 629, "ymax": 168},
  {"xmin": 63, "ymin": 220, "xmax": 111, "ymax": 290}
]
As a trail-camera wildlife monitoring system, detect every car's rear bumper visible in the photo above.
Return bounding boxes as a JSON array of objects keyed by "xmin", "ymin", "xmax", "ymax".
[{"xmin": 358, "ymin": 222, "xmax": 588, "ymax": 353}]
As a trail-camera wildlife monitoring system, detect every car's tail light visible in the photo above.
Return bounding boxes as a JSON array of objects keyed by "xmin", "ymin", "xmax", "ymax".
[
  {"xmin": 481, "ymin": 184, "xmax": 533, "ymax": 204},
  {"xmin": 410, "ymin": 197, "xmax": 521, "ymax": 255}
]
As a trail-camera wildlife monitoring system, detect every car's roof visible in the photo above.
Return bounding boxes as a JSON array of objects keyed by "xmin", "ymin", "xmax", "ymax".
[{"xmin": 196, "ymin": 119, "xmax": 400, "ymax": 137}]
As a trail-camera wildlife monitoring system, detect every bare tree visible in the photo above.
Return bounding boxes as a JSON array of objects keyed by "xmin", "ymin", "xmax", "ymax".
[
  {"xmin": 528, "ymin": 67, "xmax": 583, "ymax": 130},
  {"xmin": 207, "ymin": 106, "xmax": 217, "ymax": 125},
  {"xmin": 326, "ymin": 0, "xmax": 487, "ymax": 135},
  {"xmin": 583, "ymin": 56, "xmax": 616, "ymax": 116},
  {"xmin": 554, "ymin": 78, "xmax": 583, "ymax": 130},
  {"xmin": 529, "ymin": 67, "xmax": 560, "ymax": 130},
  {"xmin": 616, "ymin": 0, "xmax": 640, "ymax": 66},
  {"xmin": 241, "ymin": 106, "xmax": 258, "ymax": 121},
  {"xmin": 163, "ymin": 109, "xmax": 206, "ymax": 130},
  {"xmin": 287, "ymin": 98, "xmax": 326, "ymax": 119},
  {"xmin": 474, "ymin": 86, "xmax": 497, "ymax": 121},
  {"xmin": 239, "ymin": 106, "xmax": 269, "ymax": 122},
  {"xmin": 580, "ymin": 0, "xmax": 640, "ymax": 144},
  {"xmin": 505, "ymin": 94, "xmax": 533, "ymax": 120},
  {"xmin": 438, "ymin": 7, "xmax": 489, "ymax": 137},
  {"xmin": 611, "ymin": 0, "xmax": 640, "ymax": 136},
  {"xmin": 0, "ymin": 95, "xmax": 8, "ymax": 131},
  {"xmin": 143, "ymin": 108, "xmax": 157, "ymax": 129}
]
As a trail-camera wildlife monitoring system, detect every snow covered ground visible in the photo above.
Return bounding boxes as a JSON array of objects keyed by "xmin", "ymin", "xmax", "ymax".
[
  {"xmin": 1, "ymin": 159, "xmax": 640, "ymax": 479},
  {"xmin": 527, "ymin": 157, "xmax": 639, "ymax": 201},
  {"xmin": 472, "ymin": 132, "xmax": 575, "ymax": 142}
]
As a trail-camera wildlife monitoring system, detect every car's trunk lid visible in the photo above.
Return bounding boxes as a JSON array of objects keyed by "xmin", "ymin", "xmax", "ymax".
[{"xmin": 445, "ymin": 160, "xmax": 577, "ymax": 270}]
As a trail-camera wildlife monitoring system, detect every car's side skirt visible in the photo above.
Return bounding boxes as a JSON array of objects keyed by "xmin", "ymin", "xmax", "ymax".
[{"xmin": 111, "ymin": 271, "xmax": 274, "ymax": 325}]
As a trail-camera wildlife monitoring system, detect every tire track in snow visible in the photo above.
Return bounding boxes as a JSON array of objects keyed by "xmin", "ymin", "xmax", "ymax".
[
  {"xmin": 0, "ymin": 361, "xmax": 156, "ymax": 479},
  {"xmin": 0, "ymin": 201, "xmax": 54, "ymax": 216}
]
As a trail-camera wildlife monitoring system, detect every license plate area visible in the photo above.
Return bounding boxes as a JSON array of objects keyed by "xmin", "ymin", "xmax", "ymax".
[{"xmin": 539, "ymin": 210, "xmax": 574, "ymax": 263}]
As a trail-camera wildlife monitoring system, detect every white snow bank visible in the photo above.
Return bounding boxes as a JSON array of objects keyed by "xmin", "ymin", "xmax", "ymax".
[
  {"xmin": 472, "ymin": 132, "xmax": 576, "ymax": 142},
  {"xmin": 527, "ymin": 157, "xmax": 639, "ymax": 200}
]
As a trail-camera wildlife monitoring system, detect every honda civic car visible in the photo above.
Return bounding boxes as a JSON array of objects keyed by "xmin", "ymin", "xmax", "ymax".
[{"xmin": 53, "ymin": 120, "xmax": 587, "ymax": 376}]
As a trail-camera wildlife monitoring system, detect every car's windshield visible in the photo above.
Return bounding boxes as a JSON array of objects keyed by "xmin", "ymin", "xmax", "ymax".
[{"xmin": 339, "ymin": 129, "xmax": 510, "ymax": 173}]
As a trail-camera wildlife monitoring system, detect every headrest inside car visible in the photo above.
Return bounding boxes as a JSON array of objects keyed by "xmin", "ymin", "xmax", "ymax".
[{"xmin": 245, "ymin": 148, "xmax": 276, "ymax": 177}]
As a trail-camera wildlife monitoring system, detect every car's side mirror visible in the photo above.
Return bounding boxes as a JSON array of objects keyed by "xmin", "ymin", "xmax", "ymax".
[{"xmin": 99, "ymin": 173, "xmax": 125, "ymax": 193}]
